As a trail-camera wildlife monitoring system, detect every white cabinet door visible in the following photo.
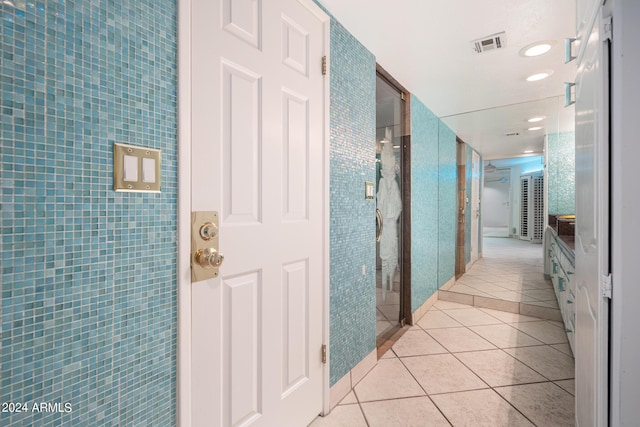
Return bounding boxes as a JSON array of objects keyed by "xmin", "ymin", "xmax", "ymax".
[
  {"xmin": 189, "ymin": 1, "xmax": 328, "ymax": 425},
  {"xmin": 574, "ymin": 6, "xmax": 610, "ymax": 427}
]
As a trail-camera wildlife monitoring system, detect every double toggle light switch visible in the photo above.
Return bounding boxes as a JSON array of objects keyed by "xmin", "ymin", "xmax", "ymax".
[{"xmin": 113, "ymin": 143, "xmax": 161, "ymax": 192}]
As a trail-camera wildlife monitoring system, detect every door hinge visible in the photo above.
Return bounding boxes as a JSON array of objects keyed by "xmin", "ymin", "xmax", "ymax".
[
  {"xmin": 601, "ymin": 274, "xmax": 612, "ymax": 299},
  {"xmin": 602, "ymin": 16, "xmax": 612, "ymax": 42},
  {"xmin": 321, "ymin": 344, "xmax": 327, "ymax": 364},
  {"xmin": 321, "ymin": 56, "xmax": 327, "ymax": 76}
]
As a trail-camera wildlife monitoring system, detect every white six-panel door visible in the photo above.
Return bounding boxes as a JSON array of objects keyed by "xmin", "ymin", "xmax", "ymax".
[
  {"xmin": 574, "ymin": 5, "xmax": 610, "ymax": 426},
  {"xmin": 189, "ymin": 1, "xmax": 328, "ymax": 425}
]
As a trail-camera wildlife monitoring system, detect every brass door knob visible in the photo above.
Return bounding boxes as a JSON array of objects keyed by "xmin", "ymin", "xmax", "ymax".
[{"xmin": 195, "ymin": 247, "xmax": 225, "ymax": 269}]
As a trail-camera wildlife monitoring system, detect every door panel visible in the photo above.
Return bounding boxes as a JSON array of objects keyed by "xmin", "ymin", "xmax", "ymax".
[
  {"xmin": 574, "ymin": 7, "xmax": 609, "ymax": 427},
  {"xmin": 222, "ymin": 0, "xmax": 262, "ymax": 49},
  {"xmin": 190, "ymin": 1, "xmax": 326, "ymax": 425},
  {"xmin": 222, "ymin": 61, "xmax": 262, "ymax": 224},
  {"xmin": 281, "ymin": 260, "xmax": 309, "ymax": 395},
  {"xmin": 470, "ymin": 151, "xmax": 480, "ymax": 263},
  {"xmin": 282, "ymin": 15, "xmax": 309, "ymax": 76},
  {"xmin": 282, "ymin": 90, "xmax": 310, "ymax": 221},
  {"xmin": 223, "ymin": 272, "xmax": 262, "ymax": 426}
]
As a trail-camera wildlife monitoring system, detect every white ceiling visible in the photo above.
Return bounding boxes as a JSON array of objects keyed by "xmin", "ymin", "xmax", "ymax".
[{"xmin": 320, "ymin": 0, "xmax": 577, "ymax": 160}]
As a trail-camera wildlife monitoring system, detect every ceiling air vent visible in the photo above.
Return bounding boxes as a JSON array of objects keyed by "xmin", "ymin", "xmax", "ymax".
[
  {"xmin": 472, "ymin": 31, "xmax": 507, "ymax": 54},
  {"xmin": 505, "ymin": 131, "xmax": 520, "ymax": 136}
]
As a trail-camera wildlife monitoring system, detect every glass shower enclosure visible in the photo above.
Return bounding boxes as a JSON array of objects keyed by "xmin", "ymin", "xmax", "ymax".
[{"xmin": 375, "ymin": 73, "xmax": 405, "ymax": 342}]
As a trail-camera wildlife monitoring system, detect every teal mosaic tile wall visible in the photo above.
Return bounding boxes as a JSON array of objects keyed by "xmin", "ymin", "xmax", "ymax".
[
  {"xmin": 314, "ymin": 4, "xmax": 377, "ymax": 386},
  {"xmin": 547, "ymin": 131, "xmax": 575, "ymax": 215},
  {"xmin": 317, "ymin": 0, "xmax": 465, "ymax": 385},
  {"xmin": 0, "ymin": 0, "xmax": 177, "ymax": 425},
  {"xmin": 438, "ymin": 124, "xmax": 456, "ymax": 286},
  {"xmin": 410, "ymin": 96, "xmax": 440, "ymax": 311}
]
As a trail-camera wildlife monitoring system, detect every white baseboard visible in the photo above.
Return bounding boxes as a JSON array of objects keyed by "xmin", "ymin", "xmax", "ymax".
[
  {"xmin": 412, "ymin": 291, "xmax": 439, "ymax": 324},
  {"xmin": 328, "ymin": 371, "xmax": 351, "ymax": 411},
  {"xmin": 328, "ymin": 348, "xmax": 377, "ymax": 410},
  {"xmin": 439, "ymin": 276, "xmax": 455, "ymax": 291}
]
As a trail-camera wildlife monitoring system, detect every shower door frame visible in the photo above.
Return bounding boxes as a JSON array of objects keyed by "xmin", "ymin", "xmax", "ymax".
[
  {"xmin": 455, "ymin": 137, "xmax": 467, "ymax": 279},
  {"xmin": 375, "ymin": 65, "xmax": 412, "ymax": 351}
]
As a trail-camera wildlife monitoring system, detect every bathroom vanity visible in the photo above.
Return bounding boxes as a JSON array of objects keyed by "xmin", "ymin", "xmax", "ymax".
[{"xmin": 544, "ymin": 216, "xmax": 576, "ymax": 354}]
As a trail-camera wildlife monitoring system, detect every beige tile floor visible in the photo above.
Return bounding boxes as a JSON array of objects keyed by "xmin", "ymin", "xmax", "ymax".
[
  {"xmin": 447, "ymin": 237, "xmax": 559, "ymax": 310},
  {"xmin": 483, "ymin": 226, "xmax": 509, "ymax": 238},
  {"xmin": 310, "ymin": 238, "xmax": 575, "ymax": 427},
  {"xmin": 311, "ymin": 302, "xmax": 574, "ymax": 427}
]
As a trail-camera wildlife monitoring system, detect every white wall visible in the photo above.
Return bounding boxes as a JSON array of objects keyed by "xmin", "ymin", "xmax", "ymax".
[{"xmin": 483, "ymin": 180, "xmax": 510, "ymax": 227}]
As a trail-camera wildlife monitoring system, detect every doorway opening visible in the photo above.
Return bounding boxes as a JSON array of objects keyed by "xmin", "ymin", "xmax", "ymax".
[
  {"xmin": 375, "ymin": 66, "xmax": 411, "ymax": 351},
  {"xmin": 483, "ymin": 165, "xmax": 511, "ymax": 239},
  {"xmin": 481, "ymin": 156, "xmax": 544, "ymax": 241}
]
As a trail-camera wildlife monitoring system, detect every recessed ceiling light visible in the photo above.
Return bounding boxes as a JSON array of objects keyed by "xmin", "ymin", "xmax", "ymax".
[
  {"xmin": 520, "ymin": 41, "xmax": 554, "ymax": 57},
  {"xmin": 524, "ymin": 150, "xmax": 534, "ymax": 154},
  {"xmin": 528, "ymin": 116, "xmax": 545, "ymax": 123},
  {"xmin": 526, "ymin": 70, "xmax": 553, "ymax": 82},
  {"xmin": 528, "ymin": 126, "xmax": 543, "ymax": 131}
]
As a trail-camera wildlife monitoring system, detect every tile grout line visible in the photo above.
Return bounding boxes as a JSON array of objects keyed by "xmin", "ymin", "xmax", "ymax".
[
  {"xmin": 324, "ymin": 239, "xmax": 573, "ymax": 426},
  {"xmin": 405, "ymin": 314, "xmax": 537, "ymax": 426},
  {"xmin": 394, "ymin": 350, "xmax": 456, "ymax": 427},
  {"xmin": 348, "ymin": 237, "xmax": 572, "ymax": 426},
  {"xmin": 414, "ymin": 303, "xmax": 572, "ymax": 426}
]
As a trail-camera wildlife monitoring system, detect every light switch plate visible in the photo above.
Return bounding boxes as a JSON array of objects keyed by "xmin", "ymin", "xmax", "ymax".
[
  {"xmin": 365, "ymin": 181, "xmax": 374, "ymax": 200},
  {"xmin": 114, "ymin": 143, "xmax": 161, "ymax": 192}
]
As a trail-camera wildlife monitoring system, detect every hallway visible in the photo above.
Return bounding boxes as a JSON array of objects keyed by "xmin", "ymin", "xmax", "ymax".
[
  {"xmin": 443, "ymin": 237, "xmax": 561, "ymax": 321},
  {"xmin": 311, "ymin": 238, "xmax": 574, "ymax": 426}
]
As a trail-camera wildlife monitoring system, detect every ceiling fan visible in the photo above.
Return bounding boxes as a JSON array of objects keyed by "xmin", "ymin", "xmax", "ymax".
[{"xmin": 484, "ymin": 161, "xmax": 497, "ymax": 173}]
